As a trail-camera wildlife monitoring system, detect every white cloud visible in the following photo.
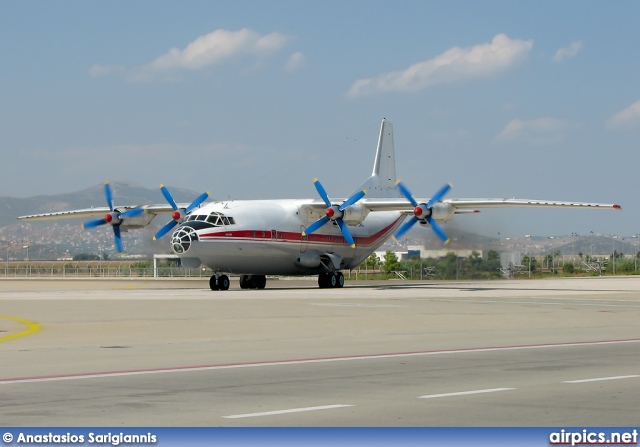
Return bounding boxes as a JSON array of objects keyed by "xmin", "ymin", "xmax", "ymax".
[
  {"xmin": 553, "ymin": 41, "xmax": 583, "ymax": 63},
  {"xmin": 89, "ymin": 28, "xmax": 292, "ymax": 82},
  {"xmin": 347, "ymin": 34, "xmax": 533, "ymax": 98},
  {"xmin": 498, "ymin": 117, "xmax": 578, "ymax": 144},
  {"xmin": 606, "ymin": 100, "xmax": 640, "ymax": 129},
  {"xmin": 285, "ymin": 51, "xmax": 306, "ymax": 72}
]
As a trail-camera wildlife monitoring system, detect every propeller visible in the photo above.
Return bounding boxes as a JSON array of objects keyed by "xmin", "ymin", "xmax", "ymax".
[
  {"xmin": 153, "ymin": 185, "xmax": 210, "ymax": 240},
  {"xmin": 82, "ymin": 182, "xmax": 144, "ymax": 253},
  {"xmin": 301, "ymin": 178, "xmax": 367, "ymax": 248},
  {"xmin": 394, "ymin": 181, "xmax": 452, "ymax": 244}
]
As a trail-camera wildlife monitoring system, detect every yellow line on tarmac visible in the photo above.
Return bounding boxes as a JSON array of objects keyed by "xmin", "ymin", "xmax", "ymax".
[{"xmin": 0, "ymin": 315, "xmax": 41, "ymax": 343}]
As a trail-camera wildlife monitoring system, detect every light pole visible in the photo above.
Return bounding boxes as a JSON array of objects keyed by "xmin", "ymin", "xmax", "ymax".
[
  {"xmin": 633, "ymin": 235, "xmax": 639, "ymax": 272},
  {"xmin": 525, "ymin": 235, "xmax": 532, "ymax": 278},
  {"xmin": 23, "ymin": 245, "xmax": 29, "ymax": 277},
  {"xmin": 611, "ymin": 236, "xmax": 617, "ymax": 276}
]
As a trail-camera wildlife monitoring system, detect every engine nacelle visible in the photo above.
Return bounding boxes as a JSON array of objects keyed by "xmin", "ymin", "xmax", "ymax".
[
  {"xmin": 429, "ymin": 202, "xmax": 455, "ymax": 223},
  {"xmin": 295, "ymin": 251, "xmax": 322, "ymax": 268},
  {"xmin": 340, "ymin": 203, "xmax": 369, "ymax": 225}
]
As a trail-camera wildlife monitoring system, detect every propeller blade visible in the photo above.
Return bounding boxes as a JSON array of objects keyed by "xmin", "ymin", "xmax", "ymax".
[
  {"xmin": 119, "ymin": 207, "xmax": 145, "ymax": 219},
  {"xmin": 185, "ymin": 191, "xmax": 210, "ymax": 214},
  {"xmin": 394, "ymin": 216, "xmax": 419, "ymax": 240},
  {"xmin": 396, "ymin": 181, "xmax": 418, "ymax": 207},
  {"xmin": 313, "ymin": 178, "xmax": 332, "ymax": 208},
  {"xmin": 104, "ymin": 182, "xmax": 114, "ymax": 212},
  {"xmin": 339, "ymin": 189, "xmax": 367, "ymax": 211},
  {"xmin": 336, "ymin": 219, "xmax": 356, "ymax": 248},
  {"xmin": 427, "ymin": 217, "xmax": 450, "ymax": 244},
  {"xmin": 113, "ymin": 225, "xmax": 123, "ymax": 253},
  {"xmin": 153, "ymin": 220, "xmax": 178, "ymax": 241},
  {"xmin": 160, "ymin": 185, "xmax": 179, "ymax": 211},
  {"xmin": 83, "ymin": 218, "xmax": 107, "ymax": 229},
  {"xmin": 302, "ymin": 216, "xmax": 330, "ymax": 236},
  {"xmin": 425, "ymin": 183, "xmax": 452, "ymax": 208}
]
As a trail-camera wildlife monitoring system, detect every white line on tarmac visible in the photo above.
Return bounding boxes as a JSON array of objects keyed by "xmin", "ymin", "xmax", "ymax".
[
  {"xmin": 430, "ymin": 298, "xmax": 640, "ymax": 308},
  {"xmin": 418, "ymin": 388, "xmax": 516, "ymax": 399},
  {"xmin": 564, "ymin": 375, "xmax": 640, "ymax": 384},
  {"xmin": 223, "ymin": 404, "xmax": 353, "ymax": 419},
  {"xmin": 3, "ymin": 338, "xmax": 640, "ymax": 385}
]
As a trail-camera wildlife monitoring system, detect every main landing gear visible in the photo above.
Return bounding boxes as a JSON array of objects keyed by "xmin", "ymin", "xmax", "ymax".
[
  {"xmin": 239, "ymin": 274, "xmax": 267, "ymax": 290},
  {"xmin": 209, "ymin": 274, "xmax": 267, "ymax": 290},
  {"xmin": 318, "ymin": 272, "xmax": 345, "ymax": 289}
]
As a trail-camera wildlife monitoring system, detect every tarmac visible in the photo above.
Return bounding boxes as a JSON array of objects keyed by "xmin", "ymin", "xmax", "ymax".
[{"xmin": 1, "ymin": 276, "xmax": 639, "ymax": 426}]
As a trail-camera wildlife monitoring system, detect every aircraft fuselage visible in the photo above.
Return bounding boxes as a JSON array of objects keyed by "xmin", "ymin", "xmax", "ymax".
[{"xmin": 170, "ymin": 199, "xmax": 405, "ymax": 275}]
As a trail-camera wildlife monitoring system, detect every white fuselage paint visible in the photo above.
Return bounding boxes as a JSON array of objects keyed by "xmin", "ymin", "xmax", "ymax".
[{"xmin": 171, "ymin": 199, "xmax": 406, "ymax": 275}]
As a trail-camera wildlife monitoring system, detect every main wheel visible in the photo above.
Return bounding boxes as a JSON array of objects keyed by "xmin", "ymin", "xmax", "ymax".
[
  {"xmin": 251, "ymin": 275, "xmax": 267, "ymax": 289},
  {"xmin": 209, "ymin": 275, "xmax": 219, "ymax": 291},
  {"xmin": 318, "ymin": 272, "xmax": 329, "ymax": 288},
  {"xmin": 335, "ymin": 272, "xmax": 344, "ymax": 288},
  {"xmin": 239, "ymin": 275, "xmax": 251, "ymax": 289},
  {"xmin": 218, "ymin": 274, "xmax": 230, "ymax": 291}
]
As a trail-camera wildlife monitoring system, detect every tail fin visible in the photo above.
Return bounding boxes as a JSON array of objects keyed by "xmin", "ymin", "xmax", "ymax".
[{"xmin": 353, "ymin": 119, "xmax": 402, "ymax": 198}]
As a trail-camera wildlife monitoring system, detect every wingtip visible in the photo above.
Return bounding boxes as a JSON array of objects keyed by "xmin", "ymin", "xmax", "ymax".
[{"xmin": 613, "ymin": 204, "xmax": 622, "ymax": 210}]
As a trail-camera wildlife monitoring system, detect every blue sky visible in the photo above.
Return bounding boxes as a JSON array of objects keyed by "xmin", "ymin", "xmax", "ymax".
[{"xmin": 1, "ymin": 1, "xmax": 638, "ymax": 237}]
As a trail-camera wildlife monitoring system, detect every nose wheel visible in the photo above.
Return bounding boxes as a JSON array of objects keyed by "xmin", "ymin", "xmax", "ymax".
[
  {"xmin": 209, "ymin": 274, "xmax": 230, "ymax": 291},
  {"xmin": 318, "ymin": 272, "xmax": 344, "ymax": 289}
]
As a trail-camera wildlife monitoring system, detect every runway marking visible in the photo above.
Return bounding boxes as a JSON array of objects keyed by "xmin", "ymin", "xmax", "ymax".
[
  {"xmin": 2, "ymin": 338, "xmax": 640, "ymax": 385},
  {"xmin": 223, "ymin": 404, "xmax": 353, "ymax": 419},
  {"xmin": 0, "ymin": 315, "xmax": 41, "ymax": 343},
  {"xmin": 311, "ymin": 303, "xmax": 404, "ymax": 308},
  {"xmin": 429, "ymin": 298, "xmax": 640, "ymax": 308},
  {"xmin": 564, "ymin": 375, "xmax": 640, "ymax": 384},
  {"xmin": 418, "ymin": 388, "xmax": 515, "ymax": 399}
]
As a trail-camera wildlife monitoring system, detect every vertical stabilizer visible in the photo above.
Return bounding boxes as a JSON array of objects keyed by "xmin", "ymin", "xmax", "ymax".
[{"xmin": 353, "ymin": 119, "xmax": 402, "ymax": 198}]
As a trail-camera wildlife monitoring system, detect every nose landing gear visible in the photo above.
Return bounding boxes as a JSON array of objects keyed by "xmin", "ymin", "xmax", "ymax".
[{"xmin": 209, "ymin": 274, "xmax": 230, "ymax": 291}]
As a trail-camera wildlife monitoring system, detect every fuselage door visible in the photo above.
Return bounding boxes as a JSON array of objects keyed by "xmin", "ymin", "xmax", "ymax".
[{"xmin": 300, "ymin": 225, "xmax": 308, "ymax": 253}]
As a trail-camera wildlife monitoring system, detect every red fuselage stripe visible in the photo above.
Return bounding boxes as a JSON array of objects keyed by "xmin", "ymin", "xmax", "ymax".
[{"xmin": 198, "ymin": 216, "xmax": 404, "ymax": 248}]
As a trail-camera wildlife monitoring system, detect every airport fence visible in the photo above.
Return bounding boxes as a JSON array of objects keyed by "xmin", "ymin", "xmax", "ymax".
[{"xmin": 1, "ymin": 261, "xmax": 214, "ymax": 279}]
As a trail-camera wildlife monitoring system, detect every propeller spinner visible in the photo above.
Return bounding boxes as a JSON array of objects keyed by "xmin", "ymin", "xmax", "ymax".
[
  {"xmin": 82, "ymin": 182, "xmax": 144, "ymax": 253},
  {"xmin": 394, "ymin": 181, "xmax": 452, "ymax": 244},
  {"xmin": 153, "ymin": 185, "xmax": 210, "ymax": 240},
  {"xmin": 301, "ymin": 178, "xmax": 367, "ymax": 248}
]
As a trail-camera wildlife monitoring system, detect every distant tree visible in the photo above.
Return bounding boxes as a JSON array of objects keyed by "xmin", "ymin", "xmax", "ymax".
[
  {"xmin": 521, "ymin": 255, "xmax": 537, "ymax": 273},
  {"xmin": 563, "ymin": 263, "xmax": 575, "ymax": 274},
  {"xmin": 365, "ymin": 253, "xmax": 379, "ymax": 270},
  {"xmin": 485, "ymin": 250, "xmax": 501, "ymax": 272},
  {"xmin": 382, "ymin": 250, "xmax": 400, "ymax": 274}
]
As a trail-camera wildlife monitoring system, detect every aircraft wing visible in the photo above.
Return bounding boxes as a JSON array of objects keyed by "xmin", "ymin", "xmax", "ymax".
[
  {"xmin": 17, "ymin": 203, "xmax": 189, "ymax": 221},
  {"xmin": 303, "ymin": 197, "xmax": 621, "ymax": 214},
  {"xmin": 443, "ymin": 198, "xmax": 621, "ymax": 211}
]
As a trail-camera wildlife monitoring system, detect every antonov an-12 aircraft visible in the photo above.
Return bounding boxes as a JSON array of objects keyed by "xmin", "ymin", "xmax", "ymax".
[{"xmin": 18, "ymin": 119, "xmax": 620, "ymax": 290}]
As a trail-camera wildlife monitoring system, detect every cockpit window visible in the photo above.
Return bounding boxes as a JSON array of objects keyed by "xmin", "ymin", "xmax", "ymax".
[{"xmin": 187, "ymin": 212, "xmax": 235, "ymax": 226}]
